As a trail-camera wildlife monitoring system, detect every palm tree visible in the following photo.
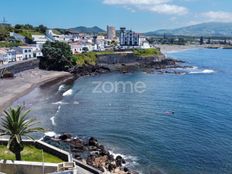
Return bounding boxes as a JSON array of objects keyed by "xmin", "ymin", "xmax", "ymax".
[{"xmin": 0, "ymin": 106, "xmax": 44, "ymax": 160}]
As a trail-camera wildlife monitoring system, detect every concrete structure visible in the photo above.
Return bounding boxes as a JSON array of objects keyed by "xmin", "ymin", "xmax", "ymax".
[
  {"xmin": 107, "ymin": 25, "xmax": 116, "ymax": 40},
  {"xmin": 120, "ymin": 27, "xmax": 140, "ymax": 47},
  {"xmin": 0, "ymin": 139, "xmax": 102, "ymax": 174},
  {"xmin": 0, "ymin": 58, "xmax": 39, "ymax": 74}
]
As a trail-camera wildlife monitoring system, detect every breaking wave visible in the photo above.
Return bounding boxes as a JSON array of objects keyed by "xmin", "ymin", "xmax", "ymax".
[{"xmin": 63, "ymin": 89, "xmax": 73, "ymax": 96}]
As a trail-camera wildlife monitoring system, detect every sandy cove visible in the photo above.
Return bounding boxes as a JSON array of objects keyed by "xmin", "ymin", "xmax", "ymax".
[{"xmin": 0, "ymin": 68, "xmax": 73, "ymax": 112}]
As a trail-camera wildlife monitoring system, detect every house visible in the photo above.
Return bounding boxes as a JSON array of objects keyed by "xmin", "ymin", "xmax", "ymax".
[
  {"xmin": 0, "ymin": 48, "xmax": 8, "ymax": 64},
  {"xmin": 32, "ymin": 35, "xmax": 49, "ymax": 48},
  {"xmin": 0, "ymin": 48, "xmax": 16, "ymax": 64},
  {"xmin": 15, "ymin": 50, "xmax": 23, "ymax": 61},
  {"xmin": 10, "ymin": 32, "xmax": 26, "ymax": 43},
  {"xmin": 69, "ymin": 42, "xmax": 94, "ymax": 54},
  {"xmin": 14, "ymin": 46, "xmax": 33, "ymax": 60},
  {"xmin": 120, "ymin": 27, "xmax": 140, "ymax": 47}
]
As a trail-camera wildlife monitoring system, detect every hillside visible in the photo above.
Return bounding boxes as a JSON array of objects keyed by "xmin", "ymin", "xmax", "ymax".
[
  {"xmin": 146, "ymin": 22, "xmax": 232, "ymax": 37},
  {"xmin": 69, "ymin": 26, "xmax": 105, "ymax": 34}
]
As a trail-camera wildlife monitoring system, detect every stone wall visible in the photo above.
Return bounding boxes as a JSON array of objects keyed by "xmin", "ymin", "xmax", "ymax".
[
  {"xmin": 96, "ymin": 53, "xmax": 165, "ymax": 65},
  {"xmin": 0, "ymin": 58, "xmax": 39, "ymax": 74}
]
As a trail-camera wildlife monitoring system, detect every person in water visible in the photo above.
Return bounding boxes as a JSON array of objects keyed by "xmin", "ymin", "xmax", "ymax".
[{"xmin": 164, "ymin": 111, "xmax": 175, "ymax": 115}]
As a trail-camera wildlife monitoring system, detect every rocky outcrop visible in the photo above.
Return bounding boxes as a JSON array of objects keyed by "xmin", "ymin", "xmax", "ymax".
[
  {"xmin": 68, "ymin": 64, "xmax": 111, "ymax": 77},
  {"xmin": 43, "ymin": 134, "xmax": 135, "ymax": 174}
]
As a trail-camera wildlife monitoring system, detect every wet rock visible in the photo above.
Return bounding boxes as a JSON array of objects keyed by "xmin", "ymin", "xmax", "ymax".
[
  {"xmin": 59, "ymin": 133, "xmax": 72, "ymax": 141},
  {"xmin": 124, "ymin": 167, "xmax": 129, "ymax": 172},
  {"xmin": 89, "ymin": 137, "xmax": 98, "ymax": 146},
  {"xmin": 108, "ymin": 163, "xmax": 116, "ymax": 172},
  {"xmin": 116, "ymin": 155, "xmax": 125, "ymax": 167}
]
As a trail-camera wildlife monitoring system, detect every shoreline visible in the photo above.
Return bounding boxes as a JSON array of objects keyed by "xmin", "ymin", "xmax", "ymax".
[
  {"xmin": 0, "ymin": 68, "xmax": 73, "ymax": 112},
  {"xmin": 156, "ymin": 44, "xmax": 202, "ymax": 54}
]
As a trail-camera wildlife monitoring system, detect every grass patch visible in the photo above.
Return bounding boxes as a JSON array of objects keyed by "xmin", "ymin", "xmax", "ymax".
[
  {"xmin": 95, "ymin": 51, "xmax": 115, "ymax": 55},
  {"xmin": 72, "ymin": 52, "xmax": 97, "ymax": 66},
  {"xmin": 133, "ymin": 48, "xmax": 161, "ymax": 57},
  {"xmin": 0, "ymin": 41, "xmax": 23, "ymax": 48},
  {"xmin": 0, "ymin": 145, "xmax": 63, "ymax": 163}
]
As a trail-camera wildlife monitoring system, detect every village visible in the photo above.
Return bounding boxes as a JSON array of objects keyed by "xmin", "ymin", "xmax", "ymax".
[{"xmin": 0, "ymin": 24, "xmax": 150, "ymax": 65}]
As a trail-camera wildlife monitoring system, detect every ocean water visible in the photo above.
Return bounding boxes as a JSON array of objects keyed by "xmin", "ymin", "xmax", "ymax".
[{"xmin": 14, "ymin": 48, "xmax": 232, "ymax": 174}]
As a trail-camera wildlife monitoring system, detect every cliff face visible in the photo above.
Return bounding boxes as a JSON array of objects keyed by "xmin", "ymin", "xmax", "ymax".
[{"xmin": 96, "ymin": 53, "xmax": 165, "ymax": 65}]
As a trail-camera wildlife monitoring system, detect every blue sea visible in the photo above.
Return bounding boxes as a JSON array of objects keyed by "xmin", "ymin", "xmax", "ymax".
[{"xmin": 14, "ymin": 48, "xmax": 232, "ymax": 174}]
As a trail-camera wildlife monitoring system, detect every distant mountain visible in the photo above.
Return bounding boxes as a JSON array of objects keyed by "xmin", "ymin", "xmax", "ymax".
[
  {"xmin": 69, "ymin": 26, "xmax": 105, "ymax": 34},
  {"xmin": 146, "ymin": 22, "xmax": 232, "ymax": 37}
]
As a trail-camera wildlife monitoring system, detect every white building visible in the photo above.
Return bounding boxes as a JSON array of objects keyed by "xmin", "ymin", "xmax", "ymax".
[
  {"xmin": 0, "ymin": 48, "xmax": 16, "ymax": 64},
  {"xmin": 32, "ymin": 35, "xmax": 49, "ymax": 48},
  {"xmin": 70, "ymin": 42, "xmax": 94, "ymax": 54},
  {"xmin": 14, "ymin": 46, "xmax": 33, "ymax": 60},
  {"xmin": 120, "ymin": 27, "xmax": 140, "ymax": 47}
]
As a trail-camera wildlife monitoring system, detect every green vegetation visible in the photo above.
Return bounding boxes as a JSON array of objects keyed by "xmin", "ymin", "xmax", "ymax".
[
  {"xmin": 0, "ymin": 145, "xmax": 62, "ymax": 163},
  {"xmin": 40, "ymin": 41, "xmax": 73, "ymax": 71},
  {"xmin": 72, "ymin": 52, "xmax": 97, "ymax": 66},
  {"xmin": 0, "ymin": 24, "xmax": 47, "ymax": 44},
  {"xmin": 133, "ymin": 48, "xmax": 161, "ymax": 57},
  {"xmin": 0, "ymin": 41, "xmax": 23, "ymax": 47},
  {"xmin": 72, "ymin": 51, "xmax": 117, "ymax": 66},
  {"xmin": 95, "ymin": 51, "xmax": 115, "ymax": 55},
  {"xmin": 0, "ymin": 106, "xmax": 44, "ymax": 161}
]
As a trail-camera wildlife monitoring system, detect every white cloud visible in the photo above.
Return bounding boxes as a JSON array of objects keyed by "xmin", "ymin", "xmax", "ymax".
[
  {"xmin": 103, "ymin": 0, "xmax": 188, "ymax": 15},
  {"xmin": 202, "ymin": 11, "xmax": 232, "ymax": 22},
  {"xmin": 149, "ymin": 4, "xmax": 188, "ymax": 15}
]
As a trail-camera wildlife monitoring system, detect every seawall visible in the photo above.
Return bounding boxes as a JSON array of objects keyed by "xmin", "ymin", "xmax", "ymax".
[
  {"xmin": 96, "ymin": 53, "xmax": 165, "ymax": 65},
  {"xmin": 0, "ymin": 58, "xmax": 39, "ymax": 74}
]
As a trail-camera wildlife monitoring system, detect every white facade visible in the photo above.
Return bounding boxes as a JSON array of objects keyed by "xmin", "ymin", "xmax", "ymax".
[
  {"xmin": 0, "ymin": 48, "xmax": 16, "ymax": 64},
  {"xmin": 120, "ymin": 27, "xmax": 140, "ymax": 47},
  {"xmin": 70, "ymin": 42, "xmax": 94, "ymax": 54},
  {"xmin": 32, "ymin": 35, "xmax": 48, "ymax": 48}
]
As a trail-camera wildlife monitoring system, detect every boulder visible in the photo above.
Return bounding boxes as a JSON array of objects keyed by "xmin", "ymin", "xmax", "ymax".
[
  {"xmin": 116, "ymin": 155, "xmax": 126, "ymax": 167},
  {"xmin": 59, "ymin": 133, "xmax": 72, "ymax": 141},
  {"xmin": 89, "ymin": 137, "xmax": 98, "ymax": 146}
]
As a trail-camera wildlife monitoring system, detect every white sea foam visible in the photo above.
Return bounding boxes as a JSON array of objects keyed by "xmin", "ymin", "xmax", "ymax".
[
  {"xmin": 44, "ymin": 131, "xmax": 56, "ymax": 137},
  {"xmin": 52, "ymin": 101, "xmax": 69, "ymax": 105},
  {"xmin": 109, "ymin": 150, "xmax": 139, "ymax": 168},
  {"xmin": 50, "ymin": 116, "xmax": 56, "ymax": 126},
  {"xmin": 62, "ymin": 89, "xmax": 73, "ymax": 96},
  {"xmin": 189, "ymin": 69, "xmax": 215, "ymax": 74},
  {"xmin": 58, "ymin": 84, "xmax": 66, "ymax": 91},
  {"xmin": 73, "ymin": 101, "xmax": 79, "ymax": 105}
]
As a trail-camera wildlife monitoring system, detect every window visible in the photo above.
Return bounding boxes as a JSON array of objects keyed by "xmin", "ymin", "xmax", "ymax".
[{"xmin": 25, "ymin": 50, "xmax": 27, "ymax": 53}]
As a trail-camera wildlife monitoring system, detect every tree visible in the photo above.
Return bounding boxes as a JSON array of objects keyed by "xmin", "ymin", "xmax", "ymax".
[
  {"xmin": 40, "ymin": 41, "xmax": 74, "ymax": 71},
  {"xmin": 207, "ymin": 38, "xmax": 211, "ymax": 44},
  {"xmin": 37, "ymin": 25, "xmax": 47, "ymax": 33},
  {"xmin": 200, "ymin": 36, "xmax": 204, "ymax": 45},
  {"xmin": 0, "ymin": 106, "xmax": 44, "ymax": 161}
]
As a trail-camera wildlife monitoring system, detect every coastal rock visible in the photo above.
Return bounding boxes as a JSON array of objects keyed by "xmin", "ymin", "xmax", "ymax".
[
  {"xmin": 89, "ymin": 137, "xmax": 98, "ymax": 146},
  {"xmin": 116, "ymin": 155, "xmax": 126, "ymax": 167},
  {"xmin": 59, "ymin": 133, "xmax": 72, "ymax": 141}
]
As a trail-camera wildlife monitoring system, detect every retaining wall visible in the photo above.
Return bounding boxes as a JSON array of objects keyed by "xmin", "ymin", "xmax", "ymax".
[
  {"xmin": 0, "ymin": 58, "xmax": 39, "ymax": 74},
  {"xmin": 96, "ymin": 53, "xmax": 165, "ymax": 65}
]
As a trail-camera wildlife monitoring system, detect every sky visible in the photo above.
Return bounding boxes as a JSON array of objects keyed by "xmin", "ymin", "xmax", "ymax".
[{"xmin": 0, "ymin": 0, "xmax": 232, "ymax": 32}]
